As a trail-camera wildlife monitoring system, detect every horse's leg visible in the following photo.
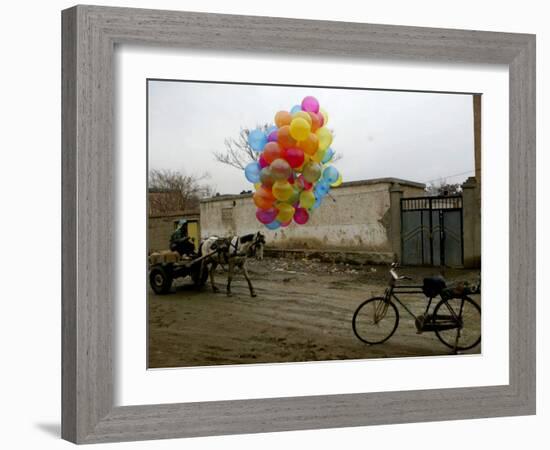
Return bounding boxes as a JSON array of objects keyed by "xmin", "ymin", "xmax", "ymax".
[
  {"xmin": 226, "ymin": 260, "xmax": 234, "ymax": 297},
  {"xmin": 242, "ymin": 262, "xmax": 256, "ymax": 297},
  {"xmin": 209, "ymin": 261, "xmax": 219, "ymax": 293}
]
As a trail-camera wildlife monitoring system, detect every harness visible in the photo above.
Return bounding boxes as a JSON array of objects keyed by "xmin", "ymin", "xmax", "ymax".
[{"xmin": 208, "ymin": 235, "xmax": 263, "ymax": 263}]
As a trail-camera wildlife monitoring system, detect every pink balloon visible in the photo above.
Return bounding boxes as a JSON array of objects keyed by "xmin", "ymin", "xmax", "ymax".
[
  {"xmin": 258, "ymin": 154, "xmax": 268, "ymax": 168},
  {"xmin": 256, "ymin": 207, "xmax": 278, "ymax": 224},
  {"xmin": 301, "ymin": 96, "xmax": 319, "ymax": 113},
  {"xmin": 267, "ymin": 130, "xmax": 278, "ymax": 142},
  {"xmin": 294, "ymin": 207, "xmax": 309, "ymax": 225}
]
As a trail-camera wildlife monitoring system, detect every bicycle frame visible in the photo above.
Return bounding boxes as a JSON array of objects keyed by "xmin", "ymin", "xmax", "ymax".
[{"xmin": 383, "ymin": 270, "xmax": 435, "ymax": 321}]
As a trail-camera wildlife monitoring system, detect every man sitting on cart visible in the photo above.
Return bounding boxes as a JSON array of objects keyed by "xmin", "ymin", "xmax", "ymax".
[{"xmin": 169, "ymin": 219, "xmax": 196, "ymax": 257}]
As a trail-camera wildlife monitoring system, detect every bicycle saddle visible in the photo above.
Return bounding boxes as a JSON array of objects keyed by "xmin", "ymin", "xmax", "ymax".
[{"xmin": 422, "ymin": 276, "xmax": 447, "ymax": 298}]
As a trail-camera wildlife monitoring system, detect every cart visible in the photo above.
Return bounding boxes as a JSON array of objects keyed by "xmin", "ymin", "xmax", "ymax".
[{"xmin": 148, "ymin": 249, "xmax": 216, "ymax": 295}]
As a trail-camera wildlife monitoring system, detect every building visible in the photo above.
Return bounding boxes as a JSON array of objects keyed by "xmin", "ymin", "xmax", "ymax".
[{"xmin": 199, "ymin": 178, "xmax": 425, "ymax": 264}]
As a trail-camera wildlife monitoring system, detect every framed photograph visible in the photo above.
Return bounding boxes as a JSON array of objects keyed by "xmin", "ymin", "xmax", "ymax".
[{"xmin": 62, "ymin": 5, "xmax": 535, "ymax": 444}]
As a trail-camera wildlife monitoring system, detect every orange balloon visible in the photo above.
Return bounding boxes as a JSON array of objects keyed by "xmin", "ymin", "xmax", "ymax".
[
  {"xmin": 253, "ymin": 186, "xmax": 275, "ymax": 210},
  {"xmin": 274, "ymin": 110, "xmax": 292, "ymax": 128},
  {"xmin": 308, "ymin": 112, "xmax": 322, "ymax": 132},
  {"xmin": 297, "ymin": 133, "xmax": 319, "ymax": 155},
  {"xmin": 277, "ymin": 125, "xmax": 297, "ymax": 149},
  {"xmin": 263, "ymin": 142, "xmax": 283, "ymax": 164}
]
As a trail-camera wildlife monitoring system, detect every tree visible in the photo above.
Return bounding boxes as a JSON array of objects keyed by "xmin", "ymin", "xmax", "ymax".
[
  {"xmin": 148, "ymin": 169, "xmax": 214, "ymax": 215},
  {"xmin": 425, "ymin": 178, "xmax": 463, "ymax": 196},
  {"xmin": 213, "ymin": 124, "xmax": 342, "ymax": 170},
  {"xmin": 212, "ymin": 125, "xmax": 267, "ymax": 170}
]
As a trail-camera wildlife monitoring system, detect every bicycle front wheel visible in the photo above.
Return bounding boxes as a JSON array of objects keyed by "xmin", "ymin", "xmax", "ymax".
[
  {"xmin": 433, "ymin": 296, "xmax": 481, "ymax": 351},
  {"xmin": 352, "ymin": 297, "xmax": 399, "ymax": 344}
]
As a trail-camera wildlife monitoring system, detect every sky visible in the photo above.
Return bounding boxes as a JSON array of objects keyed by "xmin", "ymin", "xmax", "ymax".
[{"xmin": 148, "ymin": 80, "xmax": 475, "ymax": 195}]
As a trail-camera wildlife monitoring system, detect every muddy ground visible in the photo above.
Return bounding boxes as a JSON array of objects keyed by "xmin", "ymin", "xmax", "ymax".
[{"xmin": 148, "ymin": 258, "xmax": 481, "ymax": 368}]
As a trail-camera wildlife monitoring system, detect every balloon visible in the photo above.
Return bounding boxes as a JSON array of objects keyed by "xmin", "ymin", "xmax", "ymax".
[
  {"xmin": 287, "ymin": 186, "xmax": 300, "ymax": 205},
  {"xmin": 243, "ymin": 96, "xmax": 340, "ymax": 228},
  {"xmin": 259, "ymin": 167, "xmax": 275, "ymax": 187},
  {"xmin": 296, "ymin": 174, "xmax": 313, "ymax": 190},
  {"xmin": 322, "ymin": 165, "xmax": 339, "ymax": 184},
  {"xmin": 272, "ymin": 180, "xmax": 294, "ymax": 201},
  {"xmin": 274, "ymin": 110, "xmax": 292, "ymax": 128},
  {"xmin": 301, "ymin": 96, "xmax": 320, "ymax": 113},
  {"xmin": 299, "ymin": 190, "xmax": 315, "ymax": 209},
  {"xmin": 276, "ymin": 203, "xmax": 295, "ymax": 222},
  {"xmin": 248, "ymin": 128, "xmax": 267, "ymax": 152},
  {"xmin": 319, "ymin": 108, "xmax": 328, "ymax": 125},
  {"xmin": 253, "ymin": 185, "xmax": 275, "ymax": 210},
  {"xmin": 322, "ymin": 147, "xmax": 334, "ymax": 164},
  {"xmin": 331, "ymin": 173, "xmax": 343, "ymax": 187},
  {"xmin": 289, "ymin": 117, "xmax": 311, "ymax": 141},
  {"xmin": 308, "ymin": 112, "xmax": 322, "ymax": 132},
  {"xmin": 293, "ymin": 207, "xmax": 309, "ymax": 225},
  {"xmin": 244, "ymin": 161, "xmax": 261, "ymax": 183},
  {"xmin": 302, "ymin": 161, "xmax": 322, "ymax": 183},
  {"xmin": 263, "ymin": 142, "xmax": 283, "ymax": 164},
  {"xmin": 258, "ymin": 153, "xmax": 268, "ymax": 168},
  {"xmin": 265, "ymin": 220, "xmax": 281, "ymax": 230},
  {"xmin": 285, "ymin": 147, "xmax": 305, "ymax": 168},
  {"xmin": 316, "ymin": 127, "xmax": 333, "ymax": 151},
  {"xmin": 280, "ymin": 219, "xmax": 292, "ymax": 228},
  {"xmin": 297, "ymin": 133, "xmax": 319, "ymax": 156},
  {"xmin": 292, "ymin": 111, "xmax": 312, "ymax": 126},
  {"xmin": 277, "ymin": 125, "xmax": 297, "ymax": 149},
  {"xmin": 256, "ymin": 207, "xmax": 278, "ymax": 224},
  {"xmin": 267, "ymin": 129, "xmax": 278, "ymax": 142},
  {"xmin": 311, "ymin": 147, "xmax": 327, "ymax": 163},
  {"xmin": 315, "ymin": 180, "xmax": 331, "ymax": 198},
  {"xmin": 270, "ymin": 158, "xmax": 292, "ymax": 181}
]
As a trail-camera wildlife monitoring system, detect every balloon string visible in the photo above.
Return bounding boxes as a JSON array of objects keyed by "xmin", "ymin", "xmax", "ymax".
[{"xmin": 327, "ymin": 192, "xmax": 337, "ymax": 202}]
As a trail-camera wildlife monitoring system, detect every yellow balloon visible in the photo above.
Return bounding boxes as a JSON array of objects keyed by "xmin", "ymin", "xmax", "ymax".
[
  {"xmin": 292, "ymin": 111, "xmax": 312, "ymax": 126},
  {"xmin": 254, "ymin": 182, "xmax": 261, "ymax": 190},
  {"xmin": 311, "ymin": 147, "xmax": 327, "ymax": 163},
  {"xmin": 320, "ymin": 108, "xmax": 329, "ymax": 125},
  {"xmin": 289, "ymin": 117, "xmax": 311, "ymax": 141},
  {"xmin": 331, "ymin": 173, "xmax": 343, "ymax": 187},
  {"xmin": 272, "ymin": 180, "xmax": 294, "ymax": 201},
  {"xmin": 276, "ymin": 202, "xmax": 295, "ymax": 222},
  {"xmin": 316, "ymin": 127, "xmax": 333, "ymax": 151},
  {"xmin": 299, "ymin": 190, "xmax": 315, "ymax": 209}
]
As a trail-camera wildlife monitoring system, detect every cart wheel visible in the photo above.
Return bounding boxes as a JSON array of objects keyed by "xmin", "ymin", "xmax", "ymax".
[
  {"xmin": 191, "ymin": 263, "xmax": 208, "ymax": 288},
  {"xmin": 149, "ymin": 266, "xmax": 172, "ymax": 295}
]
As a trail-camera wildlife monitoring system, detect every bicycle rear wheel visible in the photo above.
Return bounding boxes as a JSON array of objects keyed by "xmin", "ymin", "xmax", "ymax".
[
  {"xmin": 433, "ymin": 296, "xmax": 481, "ymax": 351},
  {"xmin": 352, "ymin": 297, "xmax": 399, "ymax": 344}
]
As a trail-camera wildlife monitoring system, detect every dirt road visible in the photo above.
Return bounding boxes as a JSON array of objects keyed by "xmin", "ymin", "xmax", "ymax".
[{"xmin": 148, "ymin": 258, "xmax": 481, "ymax": 368}]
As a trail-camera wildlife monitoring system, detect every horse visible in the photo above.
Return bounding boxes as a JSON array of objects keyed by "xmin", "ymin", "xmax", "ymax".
[{"xmin": 199, "ymin": 232, "xmax": 266, "ymax": 297}]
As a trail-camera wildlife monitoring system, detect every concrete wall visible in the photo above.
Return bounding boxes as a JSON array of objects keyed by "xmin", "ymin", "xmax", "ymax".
[{"xmin": 200, "ymin": 178, "xmax": 425, "ymax": 259}]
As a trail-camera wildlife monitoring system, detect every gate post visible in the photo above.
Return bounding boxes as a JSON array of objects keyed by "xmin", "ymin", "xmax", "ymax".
[
  {"xmin": 462, "ymin": 177, "xmax": 481, "ymax": 268},
  {"xmin": 389, "ymin": 183, "xmax": 404, "ymax": 263}
]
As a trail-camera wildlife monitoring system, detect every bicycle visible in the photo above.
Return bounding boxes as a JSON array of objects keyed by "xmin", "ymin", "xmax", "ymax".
[{"xmin": 352, "ymin": 263, "xmax": 481, "ymax": 352}]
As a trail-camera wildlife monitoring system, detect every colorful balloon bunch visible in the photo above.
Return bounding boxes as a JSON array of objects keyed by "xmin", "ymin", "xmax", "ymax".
[{"xmin": 243, "ymin": 96, "xmax": 342, "ymax": 230}]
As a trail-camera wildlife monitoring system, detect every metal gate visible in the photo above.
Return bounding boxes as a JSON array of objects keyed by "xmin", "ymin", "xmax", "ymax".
[{"xmin": 401, "ymin": 196, "xmax": 463, "ymax": 267}]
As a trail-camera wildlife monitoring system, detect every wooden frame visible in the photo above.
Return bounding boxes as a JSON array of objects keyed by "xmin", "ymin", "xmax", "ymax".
[{"xmin": 62, "ymin": 5, "xmax": 536, "ymax": 444}]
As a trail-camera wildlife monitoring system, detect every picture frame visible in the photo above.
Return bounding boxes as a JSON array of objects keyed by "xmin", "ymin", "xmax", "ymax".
[{"xmin": 61, "ymin": 4, "xmax": 536, "ymax": 444}]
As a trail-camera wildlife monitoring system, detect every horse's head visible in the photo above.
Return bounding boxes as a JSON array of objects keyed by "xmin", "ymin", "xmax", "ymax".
[{"xmin": 253, "ymin": 232, "xmax": 266, "ymax": 260}]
